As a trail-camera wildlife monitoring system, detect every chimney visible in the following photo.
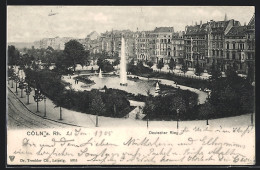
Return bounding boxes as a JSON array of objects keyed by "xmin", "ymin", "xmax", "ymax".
[
  {"xmin": 224, "ymin": 13, "xmax": 227, "ymax": 21},
  {"xmin": 200, "ymin": 20, "xmax": 202, "ymax": 28}
]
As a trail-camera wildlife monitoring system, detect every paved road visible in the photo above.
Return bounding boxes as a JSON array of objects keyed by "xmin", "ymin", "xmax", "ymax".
[{"xmin": 7, "ymin": 88, "xmax": 71, "ymax": 129}]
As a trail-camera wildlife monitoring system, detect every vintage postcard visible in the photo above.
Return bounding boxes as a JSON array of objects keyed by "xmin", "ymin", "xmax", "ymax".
[{"xmin": 6, "ymin": 6, "xmax": 255, "ymax": 165}]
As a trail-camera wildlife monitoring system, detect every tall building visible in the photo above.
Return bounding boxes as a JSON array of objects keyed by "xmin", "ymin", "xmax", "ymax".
[
  {"xmin": 224, "ymin": 13, "xmax": 255, "ymax": 74},
  {"xmin": 135, "ymin": 27, "xmax": 175, "ymax": 63},
  {"xmin": 151, "ymin": 27, "xmax": 174, "ymax": 64},
  {"xmin": 135, "ymin": 30, "xmax": 153, "ymax": 61},
  {"xmin": 184, "ymin": 21, "xmax": 209, "ymax": 69},
  {"xmin": 33, "ymin": 36, "xmax": 74, "ymax": 50},
  {"xmin": 100, "ymin": 30, "xmax": 135, "ymax": 58},
  {"xmin": 184, "ymin": 16, "xmax": 241, "ymax": 71},
  {"xmin": 208, "ymin": 19, "xmax": 240, "ymax": 70},
  {"xmin": 172, "ymin": 31, "xmax": 185, "ymax": 64}
]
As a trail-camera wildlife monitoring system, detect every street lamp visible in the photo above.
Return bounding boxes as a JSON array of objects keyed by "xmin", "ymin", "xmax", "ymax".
[
  {"xmin": 43, "ymin": 95, "xmax": 47, "ymax": 117},
  {"xmin": 59, "ymin": 106, "xmax": 63, "ymax": 120},
  {"xmin": 176, "ymin": 109, "xmax": 180, "ymax": 131},
  {"xmin": 24, "ymin": 84, "xmax": 32, "ymax": 104},
  {"xmin": 33, "ymin": 88, "xmax": 44, "ymax": 113},
  {"xmin": 147, "ymin": 114, "xmax": 149, "ymax": 128}
]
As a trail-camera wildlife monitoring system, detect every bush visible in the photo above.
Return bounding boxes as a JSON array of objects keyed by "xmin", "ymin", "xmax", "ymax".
[
  {"xmin": 24, "ymin": 69, "xmax": 131, "ymax": 118},
  {"xmin": 74, "ymin": 75, "xmax": 95, "ymax": 84},
  {"xmin": 143, "ymin": 89, "xmax": 198, "ymax": 121}
]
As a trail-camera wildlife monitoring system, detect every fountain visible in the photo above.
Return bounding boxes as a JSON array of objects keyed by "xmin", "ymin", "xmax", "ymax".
[
  {"xmin": 120, "ymin": 36, "xmax": 127, "ymax": 86},
  {"xmin": 99, "ymin": 68, "xmax": 103, "ymax": 78},
  {"xmin": 155, "ymin": 81, "xmax": 160, "ymax": 95}
]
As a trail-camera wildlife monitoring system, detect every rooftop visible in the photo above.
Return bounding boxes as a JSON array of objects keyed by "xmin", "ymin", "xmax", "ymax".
[
  {"xmin": 153, "ymin": 27, "xmax": 174, "ymax": 33},
  {"xmin": 226, "ymin": 26, "xmax": 247, "ymax": 37}
]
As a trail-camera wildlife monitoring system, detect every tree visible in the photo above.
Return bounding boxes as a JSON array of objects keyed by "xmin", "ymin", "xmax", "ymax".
[
  {"xmin": 79, "ymin": 51, "xmax": 90, "ymax": 69},
  {"xmin": 198, "ymin": 102, "xmax": 215, "ymax": 125},
  {"xmin": 113, "ymin": 58, "xmax": 120, "ymax": 66},
  {"xmin": 209, "ymin": 62, "xmax": 222, "ymax": 81},
  {"xmin": 90, "ymin": 90, "xmax": 106, "ymax": 127},
  {"xmin": 225, "ymin": 65, "xmax": 238, "ymax": 80},
  {"xmin": 8, "ymin": 45, "xmax": 20, "ymax": 66},
  {"xmin": 105, "ymin": 90, "xmax": 130, "ymax": 117},
  {"xmin": 195, "ymin": 62, "xmax": 203, "ymax": 76},
  {"xmin": 170, "ymin": 95, "xmax": 186, "ymax": 117},
  {"xmin": 181, "ymin": 62, "xmax": 188, "ymax": 75},
  {"xmin": 97, "ymin": 58, "xmax": 114, "ymax": 72},
  {"xmin": 168, "ymin": 57, "xmax": 176, "ymax": 73},
  {"xmin": 97, "ymin": 58, "xmax": 105, "ymax": 69},
  {"xmin": 137, "ymin": 61, "xmax": 144, "ymax": 68},
  {"xmin": 146, "ymin": 60, "xmax": 154, "ymax": 68},
  {"xmin": 143, "ymin": 91, "xmax": 155, "ymax": 127},
  {"xmin": 63, "ymin": 40, "xmax": 87, "ymax": 72},
  {"xmin": 157, "ymin": 59, "xmax": 164, "ymax": 72},
  {"xmin": 129, "ymin": 58, "xmax": 135, "ymax": 65},
  {"xmin": 247, "ymin": 64, "xmax": 255, "ymax": 83}
]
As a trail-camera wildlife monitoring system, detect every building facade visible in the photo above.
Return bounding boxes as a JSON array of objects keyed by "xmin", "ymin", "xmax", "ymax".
[
  {"xmin": 184, "ymin": 16, "xmax": 242, "ymax": 71},
  {"xmin": 224, "ymin": 14, "xmax": 255, "ymax": 74}
]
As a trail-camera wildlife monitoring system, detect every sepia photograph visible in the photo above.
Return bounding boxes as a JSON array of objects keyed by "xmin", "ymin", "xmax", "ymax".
[{"xmin": 6, "ymin": 5, "xmax": 255, "ymax": 166}]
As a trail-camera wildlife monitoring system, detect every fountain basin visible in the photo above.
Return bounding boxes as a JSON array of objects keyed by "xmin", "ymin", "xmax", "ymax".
[{"xmin": 81, "ymin": 74, "xmax": 158, "ymax": 96}]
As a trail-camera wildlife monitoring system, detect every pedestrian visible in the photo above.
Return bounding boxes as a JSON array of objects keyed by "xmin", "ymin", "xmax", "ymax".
[{"xmin": 75, "ymin": 79, "xmax": 77, "ymax": 84}]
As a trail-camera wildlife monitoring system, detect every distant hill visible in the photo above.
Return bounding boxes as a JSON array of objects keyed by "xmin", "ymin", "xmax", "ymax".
[{"xmin": 8, "ymin": 42, "xmax": 34, "ymax": 50}]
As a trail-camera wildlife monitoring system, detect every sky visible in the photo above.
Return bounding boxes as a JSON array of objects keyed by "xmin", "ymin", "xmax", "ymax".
[{"xmin": 7, "ymin": 6, "xmax": 254, "ymax": 43}]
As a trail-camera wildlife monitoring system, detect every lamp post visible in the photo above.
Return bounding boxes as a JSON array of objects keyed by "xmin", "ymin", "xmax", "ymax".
[
  {"xmin": 96, "ymin": 113, "xmax": 98, "ymax": 127},
  {"xmin": 176, "ymin": 109, "xmax": 180, "ymax": 131},
  {"xmin": 147, "ymin": 115, "xmax": 149, "ymax": 128},
  {"xmin": 24, "ymin": 84, "xmax": 32, "ymax": 104},
  {"xmin": 43, "ymin": 95, "xmax": 47, "ymax": 117},
  {"xmin": 10, "ymin": 76, "xmax": 14, "ymax": 88},
  {"xmin": 33, "ymin": 88, "xmax": 44, "ymax": 113},
  {"xmin": 59, "ymin": 106, "xmax": 63, "ymax": 120}
]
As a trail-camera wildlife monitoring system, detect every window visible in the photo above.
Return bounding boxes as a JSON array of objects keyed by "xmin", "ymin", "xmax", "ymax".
[
  {"xmin": 226, "ymin": 52, "xmax": 229, "ymax": 59},
  {"xmin": 212, "ymin": 50, "xmax": 215, "ymax": 56},
  {"xmin": 248, "ymin": 53, "xmax": 251, "ymax": 60},
  {"xmin": 227, "ymin": 43, "xmax": 229, "ymax": 49},
  {"xmin": 232, "ymin": 53, "xmax": 235, "ymax": 59},
  {"xmin": 233, "ymin": 43, "xmax": 235, "ymax": 49}
]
